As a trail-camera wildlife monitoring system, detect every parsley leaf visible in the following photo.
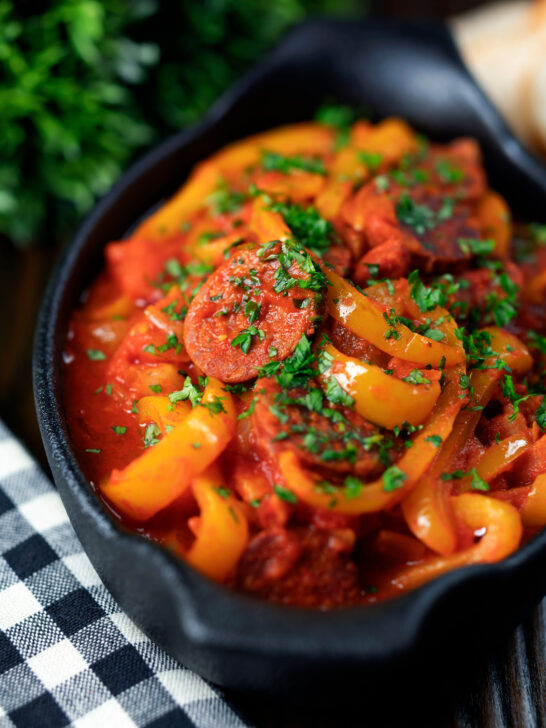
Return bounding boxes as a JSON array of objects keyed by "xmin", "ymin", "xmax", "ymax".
[
  {"xmin": 273, "ymin": 484, "xmax": 297, "ymax": 503},
  {"xmin": 86, "ymin": 349, "xmax": 106, "ymax": 361},
  {"xmin": 262, "ymin": 151, "xmax": 326, "ymax": 176},
  {"xmin": 324, "ymin": 376, "xmax": 354, "ymax": 407},
  {"xmin": 169, "ymin": 376, "xmax": 203, "ymax": 408},
  {"xmin": 382, "ymin": 466, "xmax": 407, "ymax": 492},
  {"xmin": 402, "ymin": 369, "xmax": 431, "ymax": 385},
  {"xmin": 271, "ymin": 201, "xmax": 334, "ymax": 254}
]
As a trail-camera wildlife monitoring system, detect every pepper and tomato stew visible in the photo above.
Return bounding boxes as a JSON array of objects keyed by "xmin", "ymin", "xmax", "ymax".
[{"xmin": 64, "ymin": 110, "xmax": 546, "ymax": 608}]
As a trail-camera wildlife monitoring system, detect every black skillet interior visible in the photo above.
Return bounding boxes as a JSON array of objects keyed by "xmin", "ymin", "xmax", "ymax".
[{"xmin": 34, "ymin": 18, "xmax": 546, "ymax": 703}]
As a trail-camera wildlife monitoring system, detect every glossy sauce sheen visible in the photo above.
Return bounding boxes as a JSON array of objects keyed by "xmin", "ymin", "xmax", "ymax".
[{"xmin": 64, "ymin": 114, "xmax": 546, "ymax": 608}]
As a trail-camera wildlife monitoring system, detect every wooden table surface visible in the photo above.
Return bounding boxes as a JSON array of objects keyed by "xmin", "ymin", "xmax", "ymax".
[{"xmin": 1, "ymin": 242, "xmax": 545, "ymax": 728}]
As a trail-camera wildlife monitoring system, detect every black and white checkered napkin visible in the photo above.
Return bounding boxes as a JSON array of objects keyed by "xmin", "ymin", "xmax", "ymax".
[{"xmin": 0, "ymin": 421, "xmax": 250, "ymax": 728}]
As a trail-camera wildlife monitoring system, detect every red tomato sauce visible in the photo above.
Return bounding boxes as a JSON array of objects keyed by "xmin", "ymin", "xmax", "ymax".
[{"xmin": 64, "ymin": 114, "xmax": 546, "ymax": 608}]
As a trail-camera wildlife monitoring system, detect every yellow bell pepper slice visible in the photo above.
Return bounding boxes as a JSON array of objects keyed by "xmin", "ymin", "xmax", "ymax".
[
  {"xmin": 249, "ymin": 197, "xmax": 291, "ymax": 242},
  {"xmin": 135, "ymin": 161, "xmax": 220, "ymax": 240},
  {"xmin": 102, "ymin": 378, "xmax": 236, "ymax": 521},
  {"xmin": 521, "ymin": 473, "xmax": 546, "ymax": 528},
  {"xmin": 134, "ymin": 123, "xmax": 334, "ymax": 239},
  {"xmin": 402, "ymin": 327, "xmax": 533, "ymax": 555},
  {"xmin": 354, "ymin": 118, "xmax": 418, "ymax": 164},
  {"xmin": 318, "ymin": 342, "xmax": 441, "ymax": 429},
  {"xmin": 315, "ymin": 179, "xmax": 353, "ymax": 219},
  {"xmin": 165, "ymin": 467, "xmax": 248, "ymax": 581},
  {"xmin": 324, "ymin": 267, "xmax": 465, "ymax": 367},
  {"xmin": 393, "ymin": 494, "xmax": 522, "ymax": 592},
  {"xmin": 473, "ymin": 435, "xmax": 530, "ymax": 483},
  {"xmin": 136, "ymin": 395, "xmax": 191, "ymax": 430},
  {"xmin": 475, "ymin": 191, "xmax": 511, "ymax": 258}
]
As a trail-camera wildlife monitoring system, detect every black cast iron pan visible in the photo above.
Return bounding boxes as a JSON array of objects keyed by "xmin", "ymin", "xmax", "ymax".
[{"xmin": 33, "ymin": 18, "xmax": 546, "ymax": 703}]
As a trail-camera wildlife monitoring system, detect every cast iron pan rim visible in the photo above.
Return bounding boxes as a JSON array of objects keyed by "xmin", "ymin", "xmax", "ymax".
[{"xmin": 33, "ymin": 17, "xmax": 546, "ymax": 665}]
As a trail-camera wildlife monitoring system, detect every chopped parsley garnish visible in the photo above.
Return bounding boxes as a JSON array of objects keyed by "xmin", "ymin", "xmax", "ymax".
[
  {"xmin": 237, "ymin": 396, "xmax": 257, "ymax": 421},
  {"xmin": 86, "ymin": 349, "xmax": 106, "ymax": 361},
  {"xmin": 257, "ymin": 238, "xmax": 327, "ymax": 296},
  {"xmin": 359, "ymin": 151, "xmax": 383, "ymax": 170},
  {"xmin": 441, "ymin": 468, "xmax": 489, "ymax": 491},
  {"xmin": 244, "ymin": 300, "xmax": 261, "ymax": 324},
  {"xmin": 201, "ymin": 396, "xmax": 227, "ymax": 416},
  {"xmin": 435, "ymin": 158, "xmax": 464, "ymax": 184},
  {"xmin": 344, "ymin": 475, "xmax": 363, "ymax": 499},
  {"xmin": 458, "ymin": 238, "xmax": 495, "ymax": 257},
  {"xmin": 396, "ymin": 193, "xmax": 454, "ymax": 235},
  {"xmin": 323, "ymin": 376, "xmax": 354, "ymax": 407},
  {"xmin": 425, "ymin": 434, "xmax": 442, "ymax": 448},
  {"xmin": 402, "ymin": 369, "xmax": 431, "ymax": 385},
  {"xmin": 275, "ymin": 334, "xmax": 316, "ymax": 389},
  {"xmin": 485, "ymin": 272, "xmax": 519, "ymax": 327},
  {"xmin": 169, "ymin": 376, "xmax": 203, "ymax": 407},
  {"xmin": 149, "ymin": 384, "xmax": 162, "ymax": 394},
  {"xmin": 536, "ymin": 398, "xmax": 546, "ymax": 430},
  {"xmin": 408, "ymin": 270, "xmax": 449, "ymax": 313},
  {"xmin": 315, "ymin": 103, "xmax": 355, "ymax": 148},
  {"xmin": 382, "ymin": 466, "xmax": 407, "ymax": 492},
  {"xmin": 273, "ymin": 484, "xmax": 298, "ymax": 503},
  {"xmin": 501, "ymin": 374, "xmax": 532, "ymax": 422},
  {"xmin": 143, "ymin": 423, "xmax": 161, "ymax": 448},
  {"xmin": 85, "ymin": 448, "xmax": 101, "ymax": 454},
  {"xmin": 206, "ymin": 181, "xmax": 246, "ymax": 216},
  {"xmin": 262, "ymin": 151, "xmax": 326, "ymax": 176},
  {"xmin": 111, "ymin": 425, "xmax": 127, "ymax": 435},
  {"xmin": 270, "ymin": 201, "xmax": 334, "ymax": 255},
  {"xmin": 214, "ymin": 487, "xmax": 232, "ymax": 499},
  {"xmin": 231, "ymin": 324, "xmax": 265, "ymax": 354}
]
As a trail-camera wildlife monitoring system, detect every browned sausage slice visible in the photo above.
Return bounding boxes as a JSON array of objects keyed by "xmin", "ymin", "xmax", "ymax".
[{"xmin": 184, "ymin": 243, "xmax": 325, "ymax": 382}]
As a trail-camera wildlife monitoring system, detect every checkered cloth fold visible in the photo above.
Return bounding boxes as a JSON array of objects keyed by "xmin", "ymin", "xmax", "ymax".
[{"xmin": 0, "ymin": 421, "xmax": 250, "ymax": 728}]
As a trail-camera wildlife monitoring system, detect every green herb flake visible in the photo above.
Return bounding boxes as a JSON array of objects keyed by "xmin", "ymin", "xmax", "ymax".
[
  {"xmin": 86, "ymin": 349, "xmax": 106, "ymax": 361},
  {"xmin": 382, "ymin": 466, "xmax": 407, "ymax": 492},
  {"xmin": 273, "ymin": 484, "xmax": 298, "ymax": 503}
]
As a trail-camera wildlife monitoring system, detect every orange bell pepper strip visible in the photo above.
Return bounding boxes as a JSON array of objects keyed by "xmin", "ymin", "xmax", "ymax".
[
  {"xmin": 135, "ymin": 161, "xmax": 220, "ymax": 240},
  {"xmin": 324, "ymin": 267, "xmax": 464, "ymax": 367},
  {"xmin": 472, "ymin": 435, "xmax": 530, "ymax": 483},
  {"xmin": 278, "ymin": 373, "xmax": 463, "ymax": 515},
  {"xmin": 134, "ymin": 123, "xmax": 334, "ymax": 240},
  {"xmin": 164, "ymin": 467, "xmax": 248, "ymax": 581},
  {"xmin": 475, "ymin": 190, "xmax": 511, "ymax": 258},
  {"xmin": 101, "ymin": 378, "xmax": 236, "ymax": 521},
  {"xmin": 402, "ymin": 327, "xmax": 533, "ymax": 555},
  {"xmin": 193, "ymin": 230, "xmax": 247, "ymax": 267},
  {"xmin": 521, "ymin": 474, "xmax": 546, "ymax": 528},
  {"xmin": 253, "ymin": 170, "xmax": 326, "ymax": 202},
  {"xmin": 329, "ymin": 147, "xmax": 369, "ymax": 183},
  {"xmin": 315, "ymin": 179, "xmax": 353, "ymax": 219},
  {"xmin": 210, "ymin": 122, "xmax": 334, "ymax": 174},
  {"xmin": 248, "ymin": 197, "xmax": 291, "ymax": 242},
  {"xmin": 353, "ymin": 118, "xmax": 418, "ymax": 165},
  {"xmin": 88, "ymin": 294, "xmax": 134, "ymax": 322},
  {"xmin": 393, "ymin": 494, "xmax": 522, "ymax": 593},
  {"xmin": 136, "ymin": 395, "xmax": 191, "ymax": 430},
  {"xmin": 318, "ymin": 342, "xmax": 441, "ymax": 429}
]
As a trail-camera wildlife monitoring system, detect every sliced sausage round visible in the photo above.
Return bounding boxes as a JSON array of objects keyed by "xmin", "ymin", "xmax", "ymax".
[{"xmin": 184, "ymin": 243, "xmax": 325, "ymax": 382}]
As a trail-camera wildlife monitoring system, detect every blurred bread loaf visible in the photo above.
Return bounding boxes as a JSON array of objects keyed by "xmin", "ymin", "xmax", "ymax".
[{"xmin": 451, "ymin": 1, "xmax": 546, "ymax": 155}]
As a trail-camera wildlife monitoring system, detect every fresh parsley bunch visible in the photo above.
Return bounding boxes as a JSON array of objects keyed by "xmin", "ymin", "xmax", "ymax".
[{"xmin": 0, "ymin": 0, "xmax": 359, "ymax": 248}]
